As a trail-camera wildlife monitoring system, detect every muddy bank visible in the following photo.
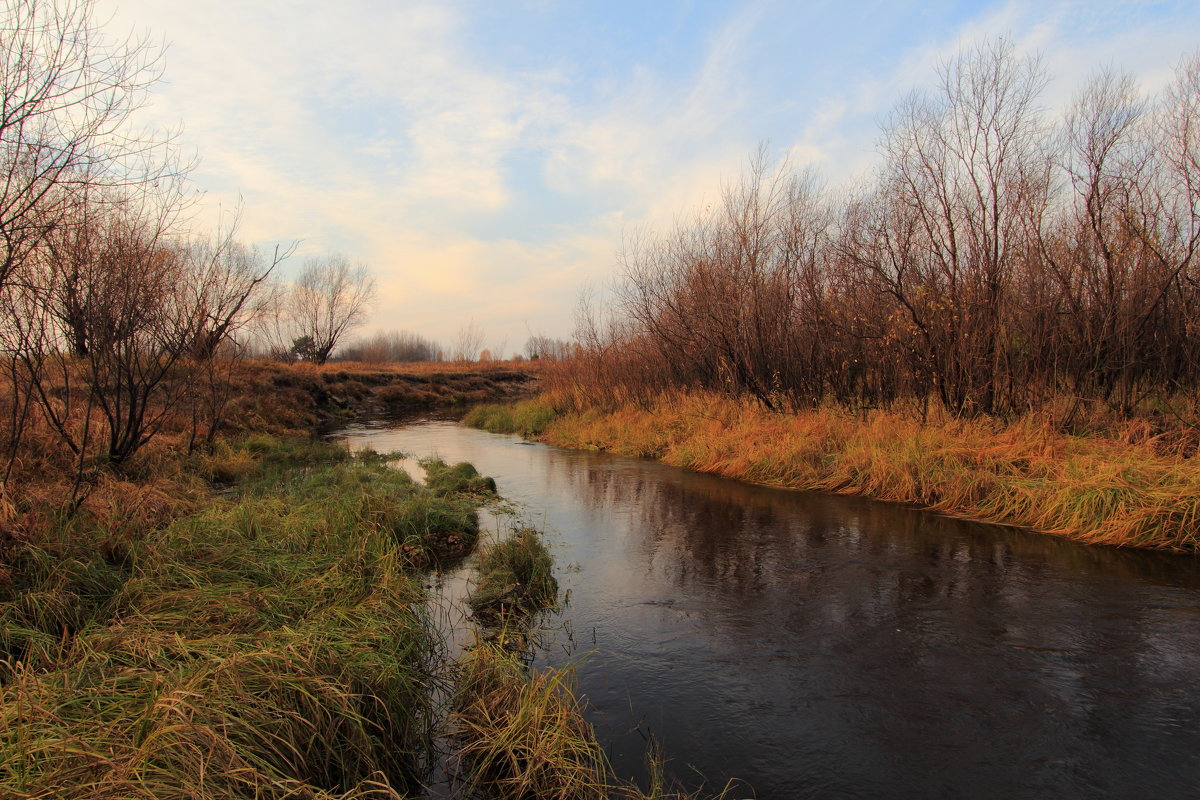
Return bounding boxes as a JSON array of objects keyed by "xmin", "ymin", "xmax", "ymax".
[{"xmin": 225, "ymin": 361, "xmax": 541, "ymax": 432}]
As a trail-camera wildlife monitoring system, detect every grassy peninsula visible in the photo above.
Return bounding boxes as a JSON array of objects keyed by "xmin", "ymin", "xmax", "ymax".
[{"xmin": 1, "ymin": 435, "xmax": 465, "ymax": 797}]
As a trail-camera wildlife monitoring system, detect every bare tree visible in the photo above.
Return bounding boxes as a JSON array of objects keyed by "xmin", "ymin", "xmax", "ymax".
[
  {"xmin": 182, "ymin": 223, "xmax": 293, "ymax": 360},
  {"xmin": 0, "ymin": 0, "xmax": 179, "ymax": 294},
  {"xmin": 287, "ymin": 254, "xmax": 375, "ymax": 365},
  {"xmin": 870, "ymin": 39, "xmax": 1049, "ymax": 415},
  {"xmin": 563, "ymin": 42, "xmax": 1200, "ymax": 432},
  {"xmin": 0, "ymin": 0, "xmax": 185, "ymax": 490},
  {"xmin": 452, "ymin": 318, "xmax": 485, "ymax": 362},
  {"xmin": 524, "ymin": 334, "xmax": 575, "ymax": 362}
]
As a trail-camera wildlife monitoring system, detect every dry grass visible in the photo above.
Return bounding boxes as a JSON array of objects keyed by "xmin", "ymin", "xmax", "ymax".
[
  {"xmin": 473, "ymin": 391, "xmax": 1200, "ymax": 551},
  {"xmin": 468, "ymin": 527, "xmax": 559, "ymax": 629},
  {"xmin": 0, "ymin": 436, "xmax": 504, "ymax": 799},
  {"xmin": 0, "ymin": 357, "xmax": 540, "ymax": 550},
  {"xmin": 223, "ymin": 359, "xmax": 541, "ymax": 428},
  {"xmin": 453, "ymin": 642, "xmax": 607, "ymax": 799},
  {"xmin": 452, "ymin": 642, "xmax": 740, "ymax": 800},
  {"xmin": 319, "ymin": 359, "xmax": 548, "ymax": 377}
]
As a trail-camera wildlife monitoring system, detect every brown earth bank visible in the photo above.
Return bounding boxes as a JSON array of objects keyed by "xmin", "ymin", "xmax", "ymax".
[{"xmin": 226, "ymin": 360, "xmax": 543, "ymax": 432}]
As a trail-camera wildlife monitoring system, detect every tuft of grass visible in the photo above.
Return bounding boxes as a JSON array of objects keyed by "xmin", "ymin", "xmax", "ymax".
[
  {"xmin": 381, "ymin": 492, "xmax": 480, "ymax": 567},
  {"xmin": 452, "ymin": 641, "xmax": 606, "ymax": 800},
  {"xmin": 468, "ymin": 528, "xmax": 559, "ymax": 626},
  {"xmin": 452, "ymin": 642, "xmax": 744, "ymax": 800},
  {"xmin": 0, "ymin": 544, "xmax": 128, "ymax": 670},
  {"xmin": 464, "ymin": 399, "xmax": 559, "ymax": 437},
  {"xmin": 422, "ymin": 457, "xmax": 498, "ymax": 496}
]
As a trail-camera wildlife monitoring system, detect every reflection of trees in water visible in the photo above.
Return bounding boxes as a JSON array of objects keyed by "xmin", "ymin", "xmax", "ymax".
[
  {"xmin": 550, "ymin": 449, "xmax": 1200, "ymax": 791},
  {"xmin": 554, "ymin": 448, "xmax": 1199, "ymax": 595},
  {"xmin": 348, "ymin": 427, "xmax": 1200, "ymax": 794}
]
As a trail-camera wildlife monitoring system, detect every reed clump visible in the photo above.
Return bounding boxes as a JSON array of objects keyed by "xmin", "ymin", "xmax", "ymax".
[
  {"xmin": 0, "ymin": 435, "xmax": 500, "ymax": 799},
  {"xmin": 452, "ymin": 641, "xmax": 742, "ymax": 800},
  {"xmin": 422, "ymin": 456, "xmax": 498, "ymax": 497},
  {"xmin": 452, "ymin": 641, "xmax": 607, "ymax": 799}
]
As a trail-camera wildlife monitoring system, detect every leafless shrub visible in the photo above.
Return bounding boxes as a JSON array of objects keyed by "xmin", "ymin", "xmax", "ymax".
[
  {"xmin": 335, "ymin": 330, "xmax": 441, "ymax": 363},
  {"xmin": 577, "ymin": 42, "xmax": 1200, "ymax": 435},
  {"xmin": 452, "ymin": 319, "xmax": 486, "ymax": 363}
]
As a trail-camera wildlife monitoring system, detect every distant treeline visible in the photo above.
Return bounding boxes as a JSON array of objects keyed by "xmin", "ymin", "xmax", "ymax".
[
  {"xmin": 334, "ymin": 330, "xmax": 441, "ymax": 363},
  {"xmin": 567, "ymin": 41, "xmax": 1200, "ymax": 429},
  {"xmin": 326, "ymin": 332, "xmax": 578, "ymax": 364}
]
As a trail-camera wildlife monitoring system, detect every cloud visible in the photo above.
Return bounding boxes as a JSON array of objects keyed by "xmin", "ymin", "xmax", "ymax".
[{"xmin": 91, "ymin": 0, "xmax": 1200, "ymax": 353}]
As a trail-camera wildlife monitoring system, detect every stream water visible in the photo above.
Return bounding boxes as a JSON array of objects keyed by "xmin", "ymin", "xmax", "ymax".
[{"xmin": 334, "ymin": 417, "xmax": 1200, "ymax": 799}]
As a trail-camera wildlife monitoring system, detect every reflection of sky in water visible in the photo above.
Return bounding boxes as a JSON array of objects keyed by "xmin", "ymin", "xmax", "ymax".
[{"xmin": 338, "ymin": 419, "xmax": 1200, "ymax": 800}]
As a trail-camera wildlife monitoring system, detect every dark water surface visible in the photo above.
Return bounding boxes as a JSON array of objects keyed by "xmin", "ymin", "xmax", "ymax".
[{"xmin": 336, "ymin": 418, "xmax": 1200, "ymax": 799}]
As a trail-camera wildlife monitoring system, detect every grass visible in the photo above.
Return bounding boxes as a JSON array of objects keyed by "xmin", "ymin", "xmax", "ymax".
[
  {"xmin": 421, "ymin": 456, "xmax": 498, "ymax": 497},
  {"xmin": 452, "ymin": 641, "xmax": 607, "ymax": 799},
  {"xmin": 466, "ymin": 391, "xmax": 1200, "ymax": 551},
  {"xmin": 463, "ymin": 399, "xmax": 559, "ymax": 437},
  {"xmin": 452, "ymin": 527, "xmax": 742, "ymax": 799},
  {"xmin": 0, "ymin": 435, "xmax": 498, "ymax": 799},
  {"xmin": 468, "ymin": 528, "xmax": 559, "ymax": 627},
  {"xmin": 1, "ymin": 372, "xmax": 747, "ymax": 798},
  {"xmin": 227, "ymin": 359, "xmax": 542, "ymax": 426},
  {"xmin": 452, "ymin": 642, "xmax": 743, "ymax": 800}
]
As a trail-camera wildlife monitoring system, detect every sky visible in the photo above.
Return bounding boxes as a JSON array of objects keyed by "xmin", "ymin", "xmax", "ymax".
[{"xmin": 92, "ymin": 0, "xmax": 1200, "ymax": 357}]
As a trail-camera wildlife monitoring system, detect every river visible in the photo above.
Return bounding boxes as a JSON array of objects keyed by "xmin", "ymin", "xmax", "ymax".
[{"xmin": 334, "ymin": 416, "xmax": 1200, "ymax": 799}]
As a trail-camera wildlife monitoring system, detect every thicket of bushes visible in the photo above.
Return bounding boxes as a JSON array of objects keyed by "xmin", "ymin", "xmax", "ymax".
[{"xmin": 561, "ymin": 42, "xmax": 1200, "ymax": 442}]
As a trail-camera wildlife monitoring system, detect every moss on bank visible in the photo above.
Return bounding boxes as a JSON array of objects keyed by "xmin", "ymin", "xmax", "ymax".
[{"xmin": 466, "ymin": 394, "xmax": 1200, "ymax": 551}]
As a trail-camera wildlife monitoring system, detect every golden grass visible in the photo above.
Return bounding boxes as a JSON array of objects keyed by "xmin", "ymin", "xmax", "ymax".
[
  {"xmin": 453, "ymin": 642, "xmax": 607, "ymax": 799},
  {"xmin": 452, "ymin": 641, "xmax": 740, "ymax": 800},
  {"xmin": 506, "ymin": 391, "xmax": 1200, "ymax": 551}
]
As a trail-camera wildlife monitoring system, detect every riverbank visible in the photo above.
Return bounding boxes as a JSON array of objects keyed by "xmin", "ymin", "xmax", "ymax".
[
  {"xmin": 0, "ymin": 436, "xmax": 468, "ymax": 797},
  {"xmin": 2, "ymin": 414, "xmax": 734, "ymax": 798},
  {"xmin": 465, "ymin": 394, "xmax": 1200, "ymax": 551},
  {"xmin": 224, "ymin": 359, "xmax": 541, "ymax": 432}
]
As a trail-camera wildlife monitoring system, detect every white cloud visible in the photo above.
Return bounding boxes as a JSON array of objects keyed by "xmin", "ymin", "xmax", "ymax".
[{"xmin": 91, "ymin": 0, "xmax": 1200, "ymax": 351}]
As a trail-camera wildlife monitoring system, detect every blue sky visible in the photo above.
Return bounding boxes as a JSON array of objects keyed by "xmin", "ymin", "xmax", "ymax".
[{"xmin": 94, "ymin": 0, "xmax": 1200, "ymax": 355}]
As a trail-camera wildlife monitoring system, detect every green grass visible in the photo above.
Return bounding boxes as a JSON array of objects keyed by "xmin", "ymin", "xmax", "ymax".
[
  {"xmin": 421, "ymin": 456, "xmax": 498, "ymax": 496},
  {"xmin": 468, "ymin": 528, "xmax": 559, "ymax": 626},
  {"xmin": 0, "ymin": 435, "xmax": 496, "ymax": 799},
  {"xmin": 463, "ymin": 399, "xmax": 559, "ymax": 437}
]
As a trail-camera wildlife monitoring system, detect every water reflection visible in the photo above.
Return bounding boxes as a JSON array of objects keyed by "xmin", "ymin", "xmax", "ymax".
[{"xmin": 337, "ymin": 420, "xmax": 1200, "ymax": 799}]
